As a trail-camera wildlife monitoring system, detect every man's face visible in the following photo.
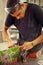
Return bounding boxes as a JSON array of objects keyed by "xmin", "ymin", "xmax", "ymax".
[{"xmin": 11, "ymin": 4, "xmax": 26, "ymax": 19}]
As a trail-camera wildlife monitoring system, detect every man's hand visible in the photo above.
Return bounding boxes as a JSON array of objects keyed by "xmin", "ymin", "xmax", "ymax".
[
  {"xmin": 23, "ymin": 42, "xmax": 34, "ymax": 50},
  {"xmin": 8, "ymin": 40, "xmax": 17, "ymax": 48},
  {"xmin": 22, "ymin": 34, "xmax": 43, "ymax": 50},
  {"xmin": 8, "ymin": 41, "xmax": 15, "ymax": 48},
  {"xmin": 8, "ymin": 43, "xmax": 14, "ymax": 48}
]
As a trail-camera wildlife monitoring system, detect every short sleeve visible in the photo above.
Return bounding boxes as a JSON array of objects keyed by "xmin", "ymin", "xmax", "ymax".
[
  {"xmin": 33, "ymin": 5, "xmax": 43, "ymax": 27},
  {"xmin": 5, "ymin": 14, "xmax": 15, "ymax": 27}
]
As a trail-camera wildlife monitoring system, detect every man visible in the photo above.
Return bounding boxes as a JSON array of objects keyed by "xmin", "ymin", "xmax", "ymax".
[{"xmin": 3, "ymin": 0, "xmax": 43, "ymax": 58}]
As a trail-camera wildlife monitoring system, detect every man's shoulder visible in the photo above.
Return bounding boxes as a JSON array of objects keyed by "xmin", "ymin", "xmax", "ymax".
[
  {"xmin": 28, "ymin": 3, "xmax": 39, "ymax": 9},
  {"xmin": 28, "ymin": 3, "xmax": 39, "ymax": 7}
]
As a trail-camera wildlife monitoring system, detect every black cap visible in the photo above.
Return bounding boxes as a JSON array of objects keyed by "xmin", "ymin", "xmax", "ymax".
[{"xmin": 7, "ymin": 0, "xmax": 19, "ymax": 8}]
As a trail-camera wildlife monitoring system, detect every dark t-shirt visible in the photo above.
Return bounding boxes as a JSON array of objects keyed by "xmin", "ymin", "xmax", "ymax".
[{"xmin": 5, "ymin": 3, "xmax": 43, "ymax": 53}]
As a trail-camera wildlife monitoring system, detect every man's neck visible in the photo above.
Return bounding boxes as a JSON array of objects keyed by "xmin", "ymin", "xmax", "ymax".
[{"xmin": 21, "ymin": 3, "xmax": 28, "ymax": 12}]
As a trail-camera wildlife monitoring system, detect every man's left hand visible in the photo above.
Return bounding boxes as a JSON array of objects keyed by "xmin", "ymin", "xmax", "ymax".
[{"xmin": 23, "ymin": 42, "xmax": 34, "ymax": 50}]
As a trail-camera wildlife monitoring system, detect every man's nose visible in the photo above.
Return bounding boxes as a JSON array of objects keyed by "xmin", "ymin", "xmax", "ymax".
[{"xmin": 13, "ymin": 10, "xmax": 21, "ymax": 17}]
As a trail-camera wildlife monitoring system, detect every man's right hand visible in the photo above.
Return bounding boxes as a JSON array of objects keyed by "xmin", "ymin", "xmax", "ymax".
[{"xmin": 8, "ymin": 41, "xmax": 15, "ymax": 48}]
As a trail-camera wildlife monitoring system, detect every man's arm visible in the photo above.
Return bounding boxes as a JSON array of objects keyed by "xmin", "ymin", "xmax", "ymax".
[
  {"xmin": 32, "ymin": 33, "xmax": 43, "ymax": 46},
  {"xmin": 3, "ymin": 14, "xmax": 17, "ymax": 48},
  {"xmin": 23, "ymin": 33, "xmax": 43, "ymax": 50},
  {"xmin": 3, "ymin": 25, "xmax": 15, "ymax": 48},
  {"xmin": 3, "ymin": 26, "xmax": 12, "ymax": 42}
]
